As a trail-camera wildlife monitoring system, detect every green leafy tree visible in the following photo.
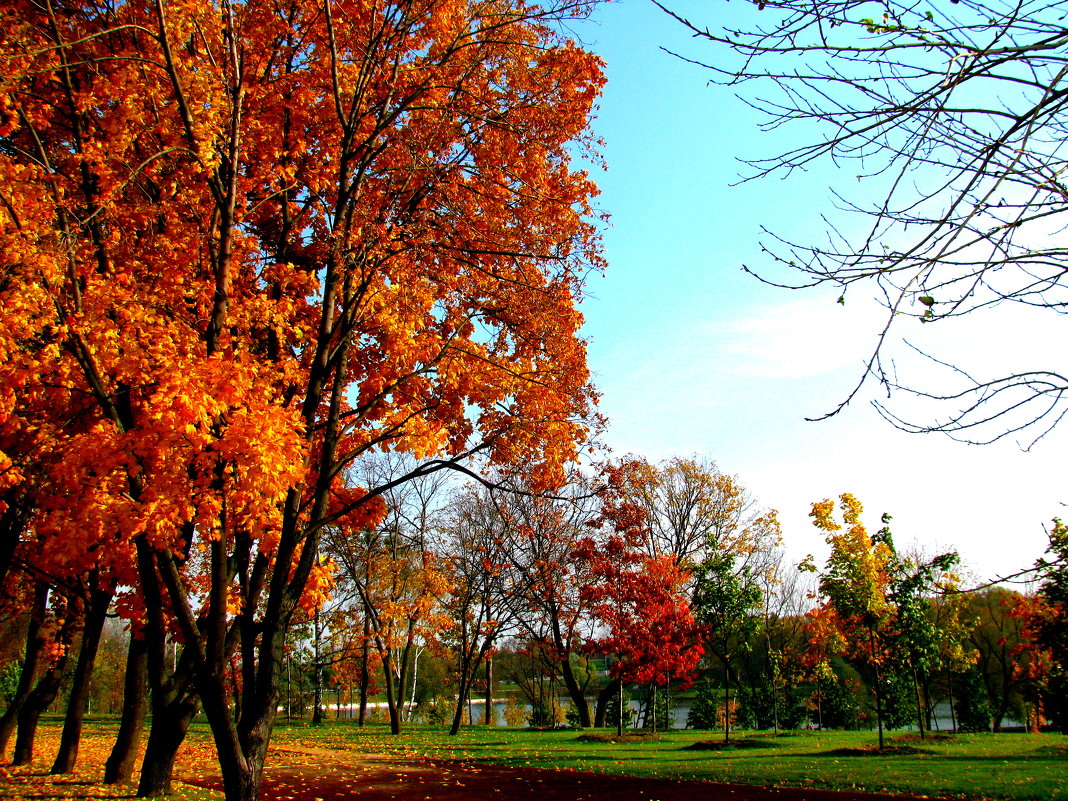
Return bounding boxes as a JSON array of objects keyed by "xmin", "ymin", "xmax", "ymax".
[
  {"xmin": 955, "ymin": 663, "xmax": 993, "ymax": 734},
  {"xmin": 692, "ymin": 550, "xmax": 762, "ymax": 741},
  {"xmin": 686, "ymin": 676, "xmax": 721, "ymax": 730},
  {"xmin": 877, "ymin": 516, "xmax": 960, "ymax": 738}
]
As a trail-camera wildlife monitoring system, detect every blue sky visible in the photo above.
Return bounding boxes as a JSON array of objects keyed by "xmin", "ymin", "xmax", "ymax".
[{"xmin": 570, "ymin": 0, "xmax": 1068, "ymax": 582}]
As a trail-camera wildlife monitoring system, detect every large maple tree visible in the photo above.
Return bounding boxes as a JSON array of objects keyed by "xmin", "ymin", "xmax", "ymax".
[{"xmin": 0, "ymin": 0, "xmax": 604, "ymax": 798}]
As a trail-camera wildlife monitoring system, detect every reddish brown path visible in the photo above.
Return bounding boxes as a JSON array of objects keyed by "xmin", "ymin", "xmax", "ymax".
[{"xmin": 181, "ymin": 746, "xmax": 938, "ymax": 801}]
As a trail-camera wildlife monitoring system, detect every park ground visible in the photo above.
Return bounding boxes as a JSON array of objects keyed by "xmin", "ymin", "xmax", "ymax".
[{"xmin": 0, "ymin": 719, "xmax": 1066, "ymax": 800}]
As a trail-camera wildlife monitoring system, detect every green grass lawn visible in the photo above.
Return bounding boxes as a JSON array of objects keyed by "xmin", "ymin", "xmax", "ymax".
[
  {"xmin": 273, "ymin": 721, "xmax": 1068, "ymax": 800},
  {"xmin": 3, "ymin": 718, "xmax": 1066, "ymax": 800}
]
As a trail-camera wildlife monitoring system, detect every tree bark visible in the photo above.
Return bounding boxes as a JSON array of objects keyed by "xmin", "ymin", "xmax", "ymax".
[
  {"xmin": 104, "ymin": 635, "xmax": 149, "ymax": 784},
  {"xmin": 52, "ymin": 579, "xmax": 114, "ymax": 774},
  {"xmin": 136, "ymin": 539, "xmax": 199, "ymax": 797}
]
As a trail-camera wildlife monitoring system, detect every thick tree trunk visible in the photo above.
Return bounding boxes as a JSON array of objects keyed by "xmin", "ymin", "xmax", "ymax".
[
  {"xmin": 104, "ymin": 635, "xmax": 149, "ymax": 784},
  {"xmin": 384, "ymin": 669, "xmax": 402, "ymax": 735},
  {"xmin": 198, "ymin": 669, "xmax": 273, "ymax": 801},
  {"xmin": 52, "ymin": 580, "xmax": 114, "ymax": 774},
  {"xmin": 0, "ymin": 581, "xmax": 49, "ymax": 757},
  {"xmin": 13, "ymin": 638, "xmax": 76, "ymax": 765},
  {"xmin": 136, "ymin": 693, "xmax": 199, "ymax": 798}
]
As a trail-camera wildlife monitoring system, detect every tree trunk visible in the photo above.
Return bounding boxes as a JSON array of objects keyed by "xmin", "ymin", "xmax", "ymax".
[
  {"xmin": 52, "ymin": 580, "xmax": 114, "ymax": 774},
  {"xmin": 947, "ymin": 672, "xmax": 958, "ymax": 734},
  {"xmin": 650, "ymin": 684, "xmax": 657, "ymax": 733},
  {"xmin": 484, "ymin": 656, "xmax": 494, "ymax": 727},
  {"xmin": 358, "ymin": 617, "xmax": 370, "ymax": 726},
  {"xmin": 312, "ymin": 608, "xmax": 323, "ymax": 725},
  {"xmin": 449, "ymin": 672, "xmax": 472, "ymax": 736},
  {"xmin": 869, "ymin": 628, "xmax": 884, "ymax": 750},
  {"xmin": 12, "ymin": 594, "xmax": 79, "ymax": 766},
  {"xmin": 104, "ymin": 635, "xmax": 149, "ymax": 784},
  {"xmin": 912, "ymin": 668, "xmax": 926, "ymax": 740},
  {"xmin": 380, "ymin": 650, "xmax": 402, "ymax": 735},
  {"xmin": 816, "ymin": 681, "xmax": 823, "ymax": 731},
  {"xmin": 137, "ymin": 693, "xmax": 199, "ymax": 798},
  {"xmin": 0, "ymin": 580, "xmax": 49, "ymax": 757},
  {"xmin": 136, "ymin": 539, "xmax": 199, "ymax": 797}
]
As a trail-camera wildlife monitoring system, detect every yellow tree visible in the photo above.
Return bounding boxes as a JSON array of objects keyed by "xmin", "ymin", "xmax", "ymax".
[{"xmin": 810, "ymin": 493, "xmax": 894, "ymax": 747}]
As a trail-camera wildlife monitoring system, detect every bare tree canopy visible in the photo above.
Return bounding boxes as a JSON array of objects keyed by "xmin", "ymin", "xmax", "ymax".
[{"xmin": 662, "ymin": 0, "xmax": 1068, "ymax": 444}]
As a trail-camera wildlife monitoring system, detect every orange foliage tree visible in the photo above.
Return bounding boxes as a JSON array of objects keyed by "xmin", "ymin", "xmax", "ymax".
[{"xmin": 0, "ymin": 0, "xmax": 604, "ymax": 797}]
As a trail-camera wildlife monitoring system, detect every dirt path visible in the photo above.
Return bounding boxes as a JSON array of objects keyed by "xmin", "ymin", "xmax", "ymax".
[{"xmin": 181, "ymin": 745, "xmax": 937, "ymax": 801}]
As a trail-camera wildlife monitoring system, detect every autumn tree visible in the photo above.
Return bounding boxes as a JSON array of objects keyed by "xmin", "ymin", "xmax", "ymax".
[
  {"xmin": 503, "ymin": 475, "xmax": 600, "ymax": 727},
  {"xmin": 325, "ymin": 456, "xmax": 455, "ymax": 735},
  {"xmin": 577, "ymin": 509, "xmax": 702, "ymax": 735},
  {"xmin": 438, "ymin": 482, "xmax": 523, "ymax": 735},
  {"xmin": 965, "ymin": 586, "xmax": 1033, "ymax": 730},
  {"xmin": 0, "ymin": 1, "xmax": 604, "ymax": 799},
  {"xmin": 611, "ymin": 457, "xmax": 777, "ymax": 568},
  {"xmin": 664, "ymin": 0, "xmax": 1068, "ymax": 440}
]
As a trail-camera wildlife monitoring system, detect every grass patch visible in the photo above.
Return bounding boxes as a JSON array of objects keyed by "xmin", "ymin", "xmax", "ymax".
[{"xmin": 683, "ymin": 737, "xmax": 782, "ymax": 751}]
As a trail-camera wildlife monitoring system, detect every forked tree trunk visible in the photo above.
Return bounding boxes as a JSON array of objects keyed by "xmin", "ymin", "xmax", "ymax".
[
  {"xmin": 0, "ymin": 581, "xmax": 49, "ymax": 757},
  {"xmin": 13, "ymin": 609, "xmax": 79, "ymax": 766},
  {"xmin": 52, "ymin": 580, "xmax": 114, "ymax": 774},
  {"xmin": 594, "ymin": 676, "xmax": 620, "ymax": 728},
  {"xmin": 104, "ymin": 635, "xmax": 149, "ymax": 784}
]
